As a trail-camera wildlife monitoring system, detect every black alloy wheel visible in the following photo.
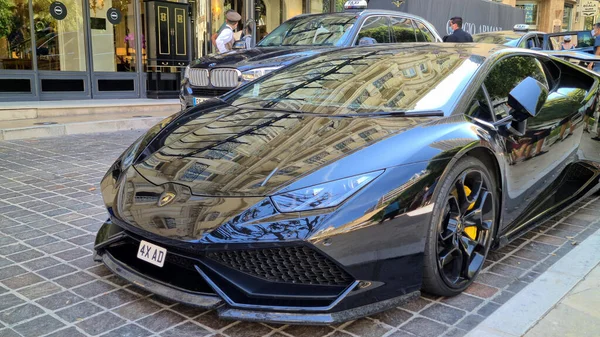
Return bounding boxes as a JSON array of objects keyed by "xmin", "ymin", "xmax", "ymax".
[{"xmin": 422, "ymin": 157, "xmax": 497, "ymax": 296}]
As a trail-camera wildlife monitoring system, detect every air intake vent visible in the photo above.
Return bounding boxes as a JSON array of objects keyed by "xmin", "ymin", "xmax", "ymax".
[{"xmin": 207, "ymin": 246, "xmax": 353, "ymax": 286}]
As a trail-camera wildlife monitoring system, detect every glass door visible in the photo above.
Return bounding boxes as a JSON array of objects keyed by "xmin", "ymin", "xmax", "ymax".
[
  {"xmin": 88, "ymin": 0, "xmax": 140, "ymax": 97},
  {"xmin": 33, "ymin": 0, "xmax": 91, "ymax": 99}
]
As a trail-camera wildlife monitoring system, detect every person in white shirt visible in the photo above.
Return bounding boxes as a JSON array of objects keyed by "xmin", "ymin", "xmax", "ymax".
[{"xmin": 215, "ymin": 11, "xmax": 241, "ymax": 53}]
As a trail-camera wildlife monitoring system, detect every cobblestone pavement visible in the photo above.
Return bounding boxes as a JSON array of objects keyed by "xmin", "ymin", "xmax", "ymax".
[{"xmin": 0, "ymin": 131, "xmax": 598, "ymax": 337}]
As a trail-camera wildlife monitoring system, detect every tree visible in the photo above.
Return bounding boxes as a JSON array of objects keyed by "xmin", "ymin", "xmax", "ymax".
[{"xmin": 0, "ymin": 0, "xmax": 14, "ymax": 38}]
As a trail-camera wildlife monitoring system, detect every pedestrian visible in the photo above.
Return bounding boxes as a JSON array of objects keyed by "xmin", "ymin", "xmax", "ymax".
[
  {"xmin": 241, "ymin": 21, "xmax": 254, "ymax": 49},
  {"xmin": 211, "ymin": 9, "xmax": 235, "ymax": 47},
  {"xmin": 561, "ymin": 35, "xmax": 575, "ymax": 50},
  {"xmin": 443, "ymin": 17, "xmax": 473, "ymax": 43},
  {"xmin": 588, "ymin": 23, "xmax": 600, "ymax": 73},
  {"xmin": 215, "ymin": 10, "xmax": 242, "ymax": 53}
]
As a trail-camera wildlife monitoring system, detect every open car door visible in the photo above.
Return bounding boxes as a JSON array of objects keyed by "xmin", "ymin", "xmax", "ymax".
[{"xmin": 542, "ymin": 50, "xmax": 600, "ymax": 73}]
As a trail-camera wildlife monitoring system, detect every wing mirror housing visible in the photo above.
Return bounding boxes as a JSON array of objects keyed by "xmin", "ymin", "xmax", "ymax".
[
  {"xmin": 232, "ymin": 40, "xmax": 246, "ymax": 50},
  {"xmin": 508, "ymin": 76, "xmax": 548, "ymax": 122},
  {"xmin": 491, "ymin": 77, "xmax": 547, "ymax": 136}
]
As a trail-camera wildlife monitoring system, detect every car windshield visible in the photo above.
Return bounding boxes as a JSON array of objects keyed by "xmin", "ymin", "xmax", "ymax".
[
  {"xmin": 257, "ymin": 14, "xmax": 357, "ymax": 47},
  {"xmin": 227, "ymin": 45, "xmax": 485, "ymax": 115},
  {"xmin": 473, "ymin": 33, "xmax": 520, "ymax": 47}
]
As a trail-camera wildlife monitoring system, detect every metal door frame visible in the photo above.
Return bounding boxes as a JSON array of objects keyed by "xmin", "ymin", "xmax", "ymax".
[{"xmin": 85, "ymin": 0, "xmax": 142, "ymax": 99}]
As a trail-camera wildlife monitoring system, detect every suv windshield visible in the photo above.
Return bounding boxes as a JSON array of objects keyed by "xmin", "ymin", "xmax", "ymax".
[
  {"xmin": 257, "ymin": 14, "xmax": 357, "ymax": 47},
  {"xmin": 228, "ymin": 45, "xmax": 484, "ymax": 115}
]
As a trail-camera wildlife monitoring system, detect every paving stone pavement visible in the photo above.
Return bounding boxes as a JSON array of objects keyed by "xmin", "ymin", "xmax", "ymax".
[{"xmin": 0, "ymin": 131, "xmax": 598, "ymax": 337}]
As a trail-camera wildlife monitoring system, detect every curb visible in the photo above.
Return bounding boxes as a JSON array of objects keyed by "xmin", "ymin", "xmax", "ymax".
[
  {"xmin": 0, "ymin": 117, "xmax": 165, "ymax": 141},
  {"xmin": 465, "ymin": 221, "xmax": 600, "ymax": 336}
]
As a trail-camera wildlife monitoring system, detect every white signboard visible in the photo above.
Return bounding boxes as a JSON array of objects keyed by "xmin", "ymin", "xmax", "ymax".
[{"xmin": 581, "ymin": 0, "xmax": 598, "ymax": 17}]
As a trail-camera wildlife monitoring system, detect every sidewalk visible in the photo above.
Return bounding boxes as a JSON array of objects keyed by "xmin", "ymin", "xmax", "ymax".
[
  {"xmin": 524, "ymin": 263, "xmax": 600, "ymax": 337},
  {"xmin": 466, "ymin": 225, "xmax": 600, "ymax": 337}
]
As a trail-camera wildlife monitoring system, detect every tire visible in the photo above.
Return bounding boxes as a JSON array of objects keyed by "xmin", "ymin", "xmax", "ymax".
[{"xmin": 421, "ymin": 156, "xmax": 498, "ymax": 297}]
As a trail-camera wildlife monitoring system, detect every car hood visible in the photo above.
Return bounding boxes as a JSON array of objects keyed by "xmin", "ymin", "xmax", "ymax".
[
  {"xmin": 190, "ymin": 46, "xmax": 335, "ymax": 71},
  {"xmin": 132, "ymin": 102, "xmax": 440, "ymax": 197}
]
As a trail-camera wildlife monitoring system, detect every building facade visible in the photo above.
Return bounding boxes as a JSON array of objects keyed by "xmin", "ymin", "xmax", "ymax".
[
  {"xmin": 0, "ymin": 0, "xmax": 343, "ymax": 101},
  {"xmin": 498, "ymin": 0, "xmax": 600, "ymax": 32}
]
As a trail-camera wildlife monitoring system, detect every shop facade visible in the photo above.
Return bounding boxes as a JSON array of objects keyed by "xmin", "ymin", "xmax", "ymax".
[
  {"xmin": 510, "ymin": 0, "xmax": 598, "ymax": 33},
  {"xmin": 0, "ymin": 0, "xmax": 342, "ymax": 101}
]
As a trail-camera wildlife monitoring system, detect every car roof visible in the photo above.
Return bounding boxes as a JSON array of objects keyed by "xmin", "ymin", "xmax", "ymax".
[
  {"xmin": 475, "ymin": 30, "xmax": 546, "ymax": 37},
  {"xmin": 316, "ymin": 42, "xmax": 509, "ymax": 60},
  {"xmin": 290, "ymin": 9, "xmax": 432, "ymax": 23}
]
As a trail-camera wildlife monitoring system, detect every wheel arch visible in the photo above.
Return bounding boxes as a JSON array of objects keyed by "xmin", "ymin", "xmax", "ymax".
[{"xmin": 430, "ymin": 143, "xmax": 505, "ymax": 243}]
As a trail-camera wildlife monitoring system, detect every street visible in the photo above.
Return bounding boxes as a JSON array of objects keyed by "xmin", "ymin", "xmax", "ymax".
[{"xmin": 0, "ymin": 131, "xmax": 598, "ymax": 337}]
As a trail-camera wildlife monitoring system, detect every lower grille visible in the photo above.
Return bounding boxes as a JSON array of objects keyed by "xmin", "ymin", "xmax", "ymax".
[
  {"xmin": 191, "ymin": 87, "xmax": 232, "ymax": 97},
  {"xmin": 106, "ymin": 239, "xmax": 214, "ymax": 294},
  {"xmin": 207, "ymin": 246, "xmax": 353, "ymax": 286}
]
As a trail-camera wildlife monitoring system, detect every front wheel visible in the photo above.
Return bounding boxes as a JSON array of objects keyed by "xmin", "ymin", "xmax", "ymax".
[{"xmin": 422, "ymin": 157, "xmax": 498, "ymax": 296}]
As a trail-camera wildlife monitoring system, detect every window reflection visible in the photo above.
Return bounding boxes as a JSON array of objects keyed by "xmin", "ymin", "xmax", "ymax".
[
  {"xmin": 230, "ymin": 45, "xmax": 487, "ymax": 114},
  {"xmin": 0, "ymin": 0, "xmax": 32, "ymax": 70},
  {"xmin": 33, "ymin": 0, "xmax": 87, "ymax": 71}
]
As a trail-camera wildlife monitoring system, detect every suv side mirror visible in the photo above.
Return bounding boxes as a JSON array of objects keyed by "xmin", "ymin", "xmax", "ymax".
[
  {"xmin": 508, "ymin": 76, "xmax": 548, "ymax": 122},
  {"xmin": 232, "ymin": 40, "xmax": 246, "ymax": 50}
]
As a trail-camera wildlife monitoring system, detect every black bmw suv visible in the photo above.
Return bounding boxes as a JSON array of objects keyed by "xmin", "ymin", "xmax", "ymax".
[{"xmin": 180, "ymin": 9, "xmax": 441, "ymax": 109}]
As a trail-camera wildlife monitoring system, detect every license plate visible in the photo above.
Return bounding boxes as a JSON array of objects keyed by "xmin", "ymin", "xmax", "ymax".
[
  {"xmin": 193, "ymin": 97, "xmax": 206, "ymax": 106},
  {"xmin": 137, "ymin": 240, "xmax": 167, "ymax": 267}
]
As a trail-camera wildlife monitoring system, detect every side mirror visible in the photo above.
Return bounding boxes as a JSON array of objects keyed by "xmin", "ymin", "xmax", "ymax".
[
  {"xmin": 508, "ymin": 76, "xmax": 548, "ymax": 122},
  {"xmin": 232, "ymin": 40, "xmax": 246, "ymax": 50}
]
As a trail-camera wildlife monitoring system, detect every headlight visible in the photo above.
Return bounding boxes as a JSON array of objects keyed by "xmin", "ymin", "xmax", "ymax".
[
  {"xmin": 270, "ymin": 170, "xmax": 384, "ymax": 212},
  {"xmin": 184, "ymin": 65, "xmax": 190, "ymax": 79},
  {"xmin": 241, "ymin": 66, "xmax": 282, "ymax": 81}
]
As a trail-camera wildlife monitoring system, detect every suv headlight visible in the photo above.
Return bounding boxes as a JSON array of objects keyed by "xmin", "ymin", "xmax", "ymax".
[
  {"xmin": 241, "ymin": 66, "xmax": 282, "ymax": 81},
  {"xmin": 184, "ymin": 65, "xmax": 190, "ymax": 79},
  {"xmin": 270, "ymin": 170, "xmax": 384, "ymax": 212}
]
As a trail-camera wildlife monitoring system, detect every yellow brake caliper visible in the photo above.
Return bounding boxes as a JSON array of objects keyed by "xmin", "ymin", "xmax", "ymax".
[{"xmin": 463, "ymin": 185, "xmax": 478, "ymax": 240}]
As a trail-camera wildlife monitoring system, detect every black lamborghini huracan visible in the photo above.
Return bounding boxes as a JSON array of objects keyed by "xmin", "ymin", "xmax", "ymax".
[{"xmin": 95, "ymin": 43, "xmax": 600, "ymax": 324}]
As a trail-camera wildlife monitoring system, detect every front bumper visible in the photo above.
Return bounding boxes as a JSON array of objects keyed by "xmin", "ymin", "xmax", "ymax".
[
  {"xmin": 94, "ymin": 220, "xmax": 420, "ymax": 324},
  {"xmin": 180, "ymin": 78, "xmax": 238, "ymax": 110}
]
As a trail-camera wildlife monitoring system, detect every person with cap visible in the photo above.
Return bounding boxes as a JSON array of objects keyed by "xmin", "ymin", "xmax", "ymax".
[
  {"xmin": 211, "ymin": 9, "xmax": 235, "ymax": 47},
  {"xmin": 215, "ymin": 10, "xmax": 241, "ymax": 53},
  {"xmin": 561, "ymin": 36, "xmax": 575, "ymax": 50},
  {"xmin": 443, "ymin": 17, "xmax": 473, "ymax": 43}
]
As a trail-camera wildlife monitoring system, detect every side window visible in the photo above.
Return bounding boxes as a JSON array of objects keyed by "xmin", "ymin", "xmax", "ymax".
[
  {"xmin": 484, "ymin": 56, "xmax": 548, "ymax": 120},
  {"xmin": 467, "ymin": 86, "xmax": 493, "ymax": 121},
  {"xmin": 414, "ymin": 21, "xmax": 435, "ymax": 42},
  {"xmin": 390, "ymin": 17, "xmax": 416, "ymax": 42},
  {"xmin": 520, "ymin": 36, "xmax": 536, "ymax": 49},
  {"xmin": 356, "ymin": 16, "xmax": 391, "ymax": 45}
]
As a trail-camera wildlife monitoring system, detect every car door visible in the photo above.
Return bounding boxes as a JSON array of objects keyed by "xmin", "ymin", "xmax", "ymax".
[
  {"xmin": 481, "ymin": 55, "xmax": 583, "ymax": 231},
  {"xmin": 390, "ymin": 17, "xmax": 417, "ymax": 43},
  {"xmin": 354, "ymin": 16, "xmax": 391, "ymax": 46}
]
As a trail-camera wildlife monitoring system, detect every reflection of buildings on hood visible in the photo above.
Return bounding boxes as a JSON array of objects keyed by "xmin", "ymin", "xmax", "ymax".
[{"xmin": 137, "ymin": 108, "xmax": 423, "ymax": 195}]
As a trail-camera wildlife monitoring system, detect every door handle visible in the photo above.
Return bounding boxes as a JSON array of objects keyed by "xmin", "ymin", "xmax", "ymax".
[{"xmin": 170, "ymin": 28, "xmax": 174, "ymax": 36}]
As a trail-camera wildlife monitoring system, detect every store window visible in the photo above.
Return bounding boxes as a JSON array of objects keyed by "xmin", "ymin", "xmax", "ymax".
[
  {"xmin": 90, "ymin": 0, "xmax": 138, "ymax": 72},
  {"xmin": 33, "ymin": 0, "xmax": 87, "ymax": 71},
  {"xmin": 0, "ymin": 0, "xmax": 32, "ymax": 70},
  {"xmin": 516, "ymin": 2, "xmax": 538, "ymax": 27}
]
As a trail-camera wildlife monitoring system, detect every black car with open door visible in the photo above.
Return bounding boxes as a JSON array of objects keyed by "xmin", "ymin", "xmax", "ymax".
[{"xmin": 97, "ymin": 43, "xmax": 600, "ymax": 324}]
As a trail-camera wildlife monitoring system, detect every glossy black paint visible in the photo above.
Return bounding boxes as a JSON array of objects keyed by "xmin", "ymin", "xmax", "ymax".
[
  {"xmin": 180, "ymin": 10, "xmax": 442, "ymax": 108},
  {"xmin": 96, "ymin": 44, "xmax": 600, "ymax": 324}
]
